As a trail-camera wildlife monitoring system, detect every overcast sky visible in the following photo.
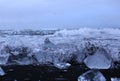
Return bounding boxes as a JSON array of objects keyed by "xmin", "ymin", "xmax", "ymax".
[{"xmin": 0, "ymin": 0, "xmax": 120, "ymax": 29}]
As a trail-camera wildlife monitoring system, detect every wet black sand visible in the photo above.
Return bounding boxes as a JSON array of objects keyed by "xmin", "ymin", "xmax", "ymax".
[{"xmin": 0, "ymin": 65, "xmax": 120, "ymax": 81}]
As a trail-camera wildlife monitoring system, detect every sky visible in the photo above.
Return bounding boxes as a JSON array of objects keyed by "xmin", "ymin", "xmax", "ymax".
[{"xmin": 0, "ymin": 0, "xmax": 120, "ymax": 29}]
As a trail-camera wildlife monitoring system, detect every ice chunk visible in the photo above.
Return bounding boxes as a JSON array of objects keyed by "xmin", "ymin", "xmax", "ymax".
[
  {"xmin": 54, "ymin": 63, "xmax": 71, "ymax": 69},
  {"xmin": 0, "ymin": 67, "xmax": 5, "ymax": 76},
  {"xmin": 34, "ymin": 42, "xmax": 78, "ymax": 65},
  {"xmin": 78, "ymin": 70, "xmax": 106, "ymax": 81},
  {"xmin": 0, "ymin": 54, "xmax": 9, "ymax": 65},
  {"xmin": 34, "ymin": 51, "xmax": 53, "ymax": 64},
  {"xmin": 14, "ymin": 57, "xmax": 36, "ymax": 65},
  {"xmin": 111, "ymin": 78, "xmax": 120, "ymax": 81},
  {"xmin": 84, "ymin": 48, "xmax": 112, "ymax": 69}
]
